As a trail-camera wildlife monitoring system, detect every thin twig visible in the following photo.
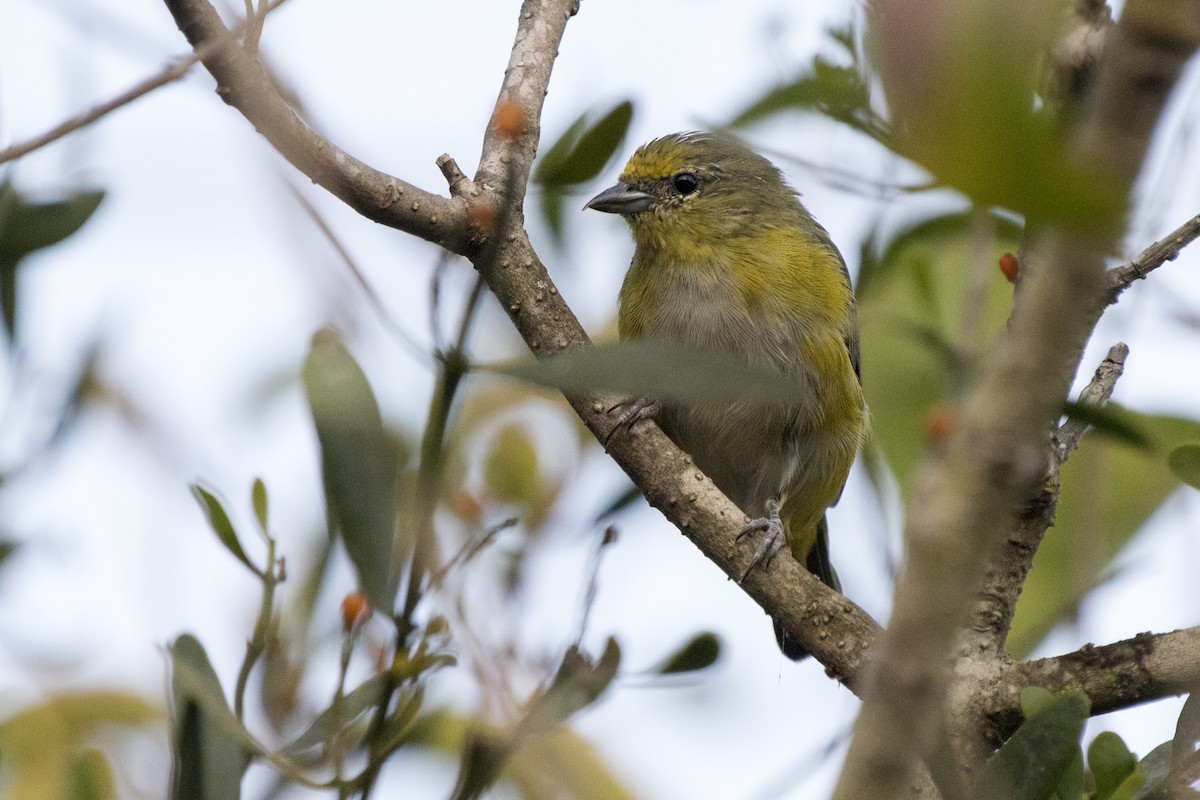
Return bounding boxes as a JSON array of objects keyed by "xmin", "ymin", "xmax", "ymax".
[
  {"xmin": 1107, "ymin": 211, "xmax": 1200, "ymax": 304},
  {"xmin": 1054, "ymin": 342, "xmax": 1129, "ymax": 461},
  {"xmin": 0, "ymin": 0, "xmax": 291, "ymax": 167},
  {"xmin": 161, "ymin": 0, "xmax": 470, "ymax": 252},
  {"xmin": 285, "ymin": 180, "xmax": 430, "ymax": 364}
]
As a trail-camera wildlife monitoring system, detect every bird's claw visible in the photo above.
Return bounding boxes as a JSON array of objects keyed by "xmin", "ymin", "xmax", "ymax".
[
  {"xmin": 603, "ymin": 397, "xmax": 660, "ymax": 449},
  {"xmin": 737, "ymin": 498, "xmax": 785, "ymax": 583}
]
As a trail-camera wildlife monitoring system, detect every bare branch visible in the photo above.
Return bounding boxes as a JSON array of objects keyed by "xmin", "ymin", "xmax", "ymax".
[
  {"xmin": 1107, "ymin": 212, "xmax": 1200, "ymax": 303},
  {"xmin": 997, "ymin": 627, "xmax": 1200, "ymax": 733},
  {"xmin": 967, "ymin": 342, "xmax": 1129, "ymax": 660},
  {"xmin": 1055, "ymin": 341, "xmax": 1129, "ymax": 461},
  {"xmin": 161, "ymin": 0, "xmax": 473, "ymax": 254}
]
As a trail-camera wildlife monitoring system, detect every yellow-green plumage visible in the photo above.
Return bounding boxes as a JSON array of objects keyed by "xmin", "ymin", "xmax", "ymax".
[{"xmin": 589, "ymin": 132, "xmax": 867, "ymax": 654}]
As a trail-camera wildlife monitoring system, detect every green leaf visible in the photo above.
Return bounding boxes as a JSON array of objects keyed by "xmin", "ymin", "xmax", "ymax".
[
  {"xmin": 727, "ymin": 25, "xmax": 890, "ymax": 145},
  {"xmin": 1061, "ymin": 402, "xmax": 1150, "ymax": 449},
  {"xmin": 0, "ymin": 183, "xmax": 105, "ymax": 258},
  {"xmin": 534, "ymin": 101, "xmax": 634, "ymax": 186},
  {"xmin": 1008, "ymin": 410, "xmax": 1200, "ymax": 657},
  {"xmin": 493, "ymin": 340, "xmax": 815, "ymax": 405},
  {"xmin": 524, "ymin": 638, "xmax": 621, "ymax": 735},
  {"xmin": 190, "ymin": 484, "xmax": 257, "ymax": 574},
  {"xmin": 65, "ymin": 748, "xmax": 116, "ymax": 800},
  {"xmin": 1167, "ymin": 443, "xmax": 1200, "ymax": 490},
  {"xmin": 868, "ymin": 0, "xmax": 1124, "ymax": 229},
  {"xmin": 533, "ymin": 113, "xmax": 588, "ymax": 185},
  {"xmin": 302, "ymin": 329, "xmax": 399, "ymax": 612},
  {"xmin": 654, "ymin": 632, "xmax": 721, "ymax": 675},
  {"xmin": 251, "ymin": 478, "xmax": 268, "ymax": 532},
  {"xmin": 169, "ymin": 635, "xmax": 251, "ymax": 800},
  {"xmin": 0, "ymin": 184, "xmax": 106, "ymax": 339},
  {"xmin": 1090, "ymin": 732, "xmax": 1141, "ymax": 800},
  {"xmin": 971, "ymin": 691, "xmax": 1088, "ymax": 800},
  {"xmin": 280, "ymin": 675, "xmax": 389, "ymax": 756},
  {"xmin": 859, "ymin": 209, "xmax": 1023, "ymax": 490}
]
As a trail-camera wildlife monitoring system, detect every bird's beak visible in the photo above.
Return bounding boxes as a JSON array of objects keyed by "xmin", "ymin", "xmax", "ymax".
[{"xmin": 584, "ymin": 182, "xmax": 654, "ymax": 215}]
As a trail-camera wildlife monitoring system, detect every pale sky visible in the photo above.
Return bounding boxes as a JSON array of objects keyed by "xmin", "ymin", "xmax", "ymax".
[{"xmin": 2, "ymin": 1, "xmax": 1199, "ymax": 798}]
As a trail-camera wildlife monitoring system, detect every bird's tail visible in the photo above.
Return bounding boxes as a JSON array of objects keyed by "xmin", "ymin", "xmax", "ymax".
[{"xmin": 774, "ymin": 514, "xmax": 839, "ymax": 661}]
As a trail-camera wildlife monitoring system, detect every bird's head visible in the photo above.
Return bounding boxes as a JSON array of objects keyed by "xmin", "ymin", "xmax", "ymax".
[{"xmin": 585, "ymin": 132, "xmax": 802, "ymax": 248}]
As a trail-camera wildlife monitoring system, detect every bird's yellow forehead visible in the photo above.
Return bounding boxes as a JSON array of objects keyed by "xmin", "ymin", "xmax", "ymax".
[
  {"xmin": 619, "ymin": 134, "xmax": 711, "ymax": 183},
  {"xmin": 620, "ymin": 148, "xmax": 691, "ymax": 183}
]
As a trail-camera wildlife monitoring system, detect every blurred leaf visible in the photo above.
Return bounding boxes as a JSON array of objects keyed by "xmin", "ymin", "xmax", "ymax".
[
  {"xmin": 533, "ymin": 113, "xmax": 588, "ymax": 186},
  {"xmin": 0, "ymin": 539, "xmax": 18, "ymax": 570},
  {"xmin": 1020, "ymin": 686, "xmax": 1055, "ymax": 717},
  {"xmin": 728, "ymin": 26, "xmax": 889, "ymax": 145},
  {"xmin": 450, "ymin": 639, "xmax": 623, "ymax": 800},
  {"xmin": 1131, "ymin": 742, "xmax": 1174, "ymax": 800},
  {"xmin": 494, "ymin": 340, "xmax": 814, "ymax": 405},
  {"xmin": 169, "ymin": 635, "xmax": 250, "ymax": 800},
  {"xmin": 280, "ymin": 675, "xmax": 389, "ymax": 756},
  {"xmin": 534, "ymin": 101, "xmax": 634, "ymax": 248},
  {"xmin": 534, "ymin": 101, "xmax": 634, "ymax": 186},
  {"xmin": 373, "ymin": 686, "xmax": 426, "ymax": 755},
  {"xmin": 539, "ymin": 185, "xmax": 567, "ymax": 245},
  {"xmin": 524, "ymin": 638, "xmax": 621, "ymax": 736},
  {"xmin": 251, "ymin": 478, "xmax": 269, "ymax": 532},
  {"xmin": 654, "ymin": 632, "xmax": 721, "ymax": 675},
  {"xmin": 593, "ymin": 483, "xmax": 642, "ymax": 523},
  {"xmin": 302, "ymin": 329, "xmax": 399, "ymax": 612},
  {"xmin": 423, "ymin": 709, "xmax": 634, "ymax": 800},
  {"xmin": 1090, "ymin": 731, "xmax": 1142, "ymax": 800},
  {"xmin": 868, "ymin": 0, "xmax": 1124, "ymax": 229},
  {"xmin": 859, "ymin": 209, "xmax": 1021, "ymax": 490},
  {"xmin": 1062, "ymin": 402, "xmax": 1151, "ymax": 449},
  {"xmin": 190, "ymin": 484, "xmax": 257, "ymax": 575},
  {"xmin": 858, "ymin": 210, "xmax": 1024, "ymax": 301},
  {"xmin": 1167, "ymin": 443, "xmax": 1200, "ymax": 490},
  {"xmin": 65, "ymin": 748, "xmax": 115, "ymax": 800},
  {"xmin": 0, "ymin": 691, "xmax": 157, "ymax": 800},
  {"xmin": 484, "ymin": 424, "xmax": 540, "ymax": 505},
  {"xmin": 0, "ymin": 183, "xmax": 105, "ymax": 339},
  {"xmin": 1173, "ymin": 693, "xmax": 1200, "ymax": 774},
  {"xmin": 1008, "ymin": 410, "xmax": 1200, "ymax": 657},
  {"xmin": 1056, "ymin": 745, "xmax": 1085, "ymax": 800},
  {"xmin": 0, "ymin": 183, "xmax": 105, "ymax": 257},
  {"xmin": 971, "ymin": 690, "xmax": 1088, "ymax": 800}
]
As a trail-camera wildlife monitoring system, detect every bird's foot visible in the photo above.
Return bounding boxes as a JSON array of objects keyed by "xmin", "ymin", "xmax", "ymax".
[
  {"xmin": 603, "ymin": 396, "xmax": 660, "ymax": 449},
  {"xmin": 736, "ymin": 498, "xmax": 785, "ymax": 583}
]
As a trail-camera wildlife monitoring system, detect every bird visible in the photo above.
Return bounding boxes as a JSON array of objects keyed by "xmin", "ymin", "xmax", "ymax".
[{"xmin": 585, "ymin": 131, "xmax": 867, "ymax": 659}]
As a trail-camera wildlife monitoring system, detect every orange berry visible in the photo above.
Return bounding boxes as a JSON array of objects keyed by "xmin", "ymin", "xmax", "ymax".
[
  {"xmin": 999, "ymin": 252, "xmax": 1019, "ymax": 284},
  {"xmin": 340, "ymin": 592, "xmax": 369, "ymax": 630}
]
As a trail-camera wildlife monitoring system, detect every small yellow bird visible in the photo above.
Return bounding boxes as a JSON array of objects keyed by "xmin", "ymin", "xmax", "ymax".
[{"xmin": 586, "ymin": 132, "xmax": 867, "ymax": 658}]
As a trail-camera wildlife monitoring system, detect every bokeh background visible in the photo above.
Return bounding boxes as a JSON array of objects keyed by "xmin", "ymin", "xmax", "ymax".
[{"xmin": 2, "ymin": 0, "xmax": 1200, "ymax": 797}]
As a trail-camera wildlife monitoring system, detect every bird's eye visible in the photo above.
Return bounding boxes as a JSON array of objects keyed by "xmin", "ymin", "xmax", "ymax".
[{"xmin": 673, "ymin": 172, "xmax": 699, "ymax": 195}]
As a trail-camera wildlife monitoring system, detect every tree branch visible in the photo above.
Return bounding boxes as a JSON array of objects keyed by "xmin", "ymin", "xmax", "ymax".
[
  {"xmin": 965, "ymin": 342, "xmax": 1128, "ymax": 661},
  {"xmin": 1107, "ymin": 211, "xmax": 1200, "ymax": 304},
  {"xmin": 833, "ymin": 2, "xmax": 1200, "ymax": 797},
  {"xmin": 991, "ymin": 627, "xmax": 1200, "ymax": 734},
  {"xmin": 161, "ymin": 0, "xmax": 473, "ymax": 254}
]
